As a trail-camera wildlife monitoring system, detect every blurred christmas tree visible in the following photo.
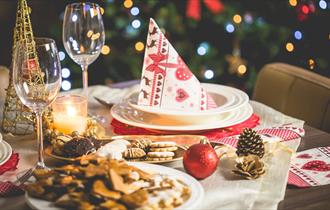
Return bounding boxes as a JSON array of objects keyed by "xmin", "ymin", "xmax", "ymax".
[{"xmin": 56, "ymin": 0, "xmax": 330, "ymax": 94}]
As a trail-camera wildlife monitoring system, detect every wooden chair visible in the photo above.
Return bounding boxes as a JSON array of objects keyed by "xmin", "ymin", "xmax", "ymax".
[{"xmin": 253, "ymin": 63, "xmax": 330, "ymax": 133}]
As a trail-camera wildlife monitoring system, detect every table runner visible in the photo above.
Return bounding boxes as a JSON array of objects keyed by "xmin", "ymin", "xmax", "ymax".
[{"xmin": 0, "ymin": 85, "xmax": 305, "ymax": 210}]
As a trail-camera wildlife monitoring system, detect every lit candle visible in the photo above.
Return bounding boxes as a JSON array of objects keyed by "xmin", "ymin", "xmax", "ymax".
[{"xmin": 52, "ymin": 94, "xmax": 87, "ymax": 134}]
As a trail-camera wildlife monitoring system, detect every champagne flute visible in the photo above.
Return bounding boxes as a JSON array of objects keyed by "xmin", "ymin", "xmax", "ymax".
[
  {"xmin": 13, "ymin": 38, "xmax": 61, "ymax": 169},
  {"xmin": 62, "ymin": 2, "xmax": 105, "ymax": 95}
]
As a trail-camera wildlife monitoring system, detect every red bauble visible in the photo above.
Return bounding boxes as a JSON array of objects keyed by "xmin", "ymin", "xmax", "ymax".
[{"xmin": 183, "ymin": 143, "xmax": 219, "ymax": 179}]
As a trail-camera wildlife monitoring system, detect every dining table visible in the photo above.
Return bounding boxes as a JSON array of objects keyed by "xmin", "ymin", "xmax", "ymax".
[{"xmin": 0, "ymin": 84, "xmax": 329, "ymax": 210}]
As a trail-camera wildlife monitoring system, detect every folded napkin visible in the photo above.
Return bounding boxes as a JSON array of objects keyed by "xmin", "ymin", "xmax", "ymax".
[
  {"xmin": 288, "ymin": 147, "xmax": 330, "ymax": 187},
  {"xmin": 0, "ymin": 152, "xmax": 19, "ymax": 175},
  {"xmin": 0, "ymin": 152, "xmax": 23, "ymax": 197},
  {"xmin": 138, "ymin": 18, "xmax": 216, "ymax": 111}
]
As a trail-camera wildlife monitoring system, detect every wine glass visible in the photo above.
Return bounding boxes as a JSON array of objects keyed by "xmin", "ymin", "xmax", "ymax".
[
  {"xmin": 62, "ymin": 2, "xmax": 105, "ymax": 95},
  {"xmin": 13, "ymin": 38, "xmax": 62, "ymax": 169}
]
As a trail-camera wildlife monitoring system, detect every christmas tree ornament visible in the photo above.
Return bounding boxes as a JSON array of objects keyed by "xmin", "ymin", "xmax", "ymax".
[
  {"xmin": 1, "ymin": 0, "xmax": 48, "ymax": 135},
  {"xmin": 236, "ymin": 128, "xmax": 265, "ymax": 158},
  {"xmin": 232, "ymin": 154, "xmax": 265, "ymax": 179},
  {"xmin": 183, "ymin": 141, "xmax": 219, "ymax": 179}
]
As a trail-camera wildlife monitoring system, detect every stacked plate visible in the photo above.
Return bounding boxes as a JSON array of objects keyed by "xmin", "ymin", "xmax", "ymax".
[
  {"xmin": 111, "ymin": 83, "xmax": 253, "ymax": 133},
  {"xmin": 0, "ymin": 139, "xmax": 12, "ymax": 166}
]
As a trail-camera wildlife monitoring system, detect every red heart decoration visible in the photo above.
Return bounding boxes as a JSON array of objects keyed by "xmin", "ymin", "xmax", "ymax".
[
  {"xmin": 201, "ymin": 101, "xmax": 205, "ymax": 105},
  {"xmin": 302, "ymin": 160, "xmax": 330, "ymax": 172},
  {"xmin": 297, "ymin": 154, "xmax": 312, "ymax": 159},
  {"xmin": 175, "ymin": 67, "xmax": 193, "ymax": 81},
  {"xmin": 157, "ymin": 81, "xmax": 162, "ymax": 86},
  {"xmin": 158, "ymin": 75, "xmax": 162, "ymax": 80},
  {"xmin": 155, "ymin": 94, "xmax": 160, "ymax": 99},
  {"xmin": 161, "ymin": 48, "xmax": 166, "ymax": 53},
  {"xmin": 176, "ymin": 88, "xmax": 189, "ymax": 102},
  {"xmin": 156, "ymin": 88, "xmax": 161, "ymax": 93},
  {"xmin": 154, "ymin": 101, "xmax": 159, "ymax": 105},
  {"xmin": 201, "ymin": 94, "xmax": 205, "ymax": 98}
]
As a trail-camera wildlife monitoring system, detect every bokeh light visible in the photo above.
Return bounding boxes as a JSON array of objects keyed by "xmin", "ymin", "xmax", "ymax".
[
  {"xmin": 130, "ymin": 7, "xmax": 140, "ymax": 16},
  {"xmin": 135, "ymin": 41, "xmax": 144, "ymax": 51},
  {"xmin": 308, "ymin": 58, "xmax": 315, "ymax": 69},
  {"xmin": 61, "ymin": 68, "xmax": 70, "ymax": 79},
  {"xmin": 131, "ymin": 19, "xmax": 141, "ymax": 29},
  {"xmin": 197, "ymin": 46, "xmax": 207, "ymax": 55},
  {"xmin": 61, "ymin": 80, "xmax": 71, "ymax": 91},
  {"xmin": 319, "ymin": 0, "xmax": 327, "ymax": 9},
  {"xmin": 59, "ymin": 51, "xmax": 65, "ymax": 61},
  {"xmin": 233, "ymin": 14, "xmax": 242, "ymax": 24},
  {"xmin": 301, "ymin": 5, "xmax": 310, "ymax": 14},
  {"xmin": 286, "ymin": 42, "xmax": 295, "ymax": 52},
  {"xmin": 123, "ymin": 0, "xmax": 133, "ymax": 9},
  {"xmin": 225, "ymin": 23, "xmax": 235, "ymax": 33},
  {"xmin": 101, "ymin": 45, "xmax": 111, "ymax": 55},
  {"xmin": 204, "ymin": 69, "xmax": 214, "ymax": 79},
  {"xmin": 289, "ymin": 0, "xmax": 297, "ymax": 7},
  {"xmin": 294, "ymin": 30, "xmax": 303, "ymax": 40},
  {"xmin": 237, "ymin": 65, "xmax": 247, "ymax": 75}
]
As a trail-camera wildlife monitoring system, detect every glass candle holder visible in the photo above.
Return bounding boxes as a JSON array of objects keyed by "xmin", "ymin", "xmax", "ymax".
[{"xmin": 52, "ymin": 94, "xmax": 87, "ymax": 134}]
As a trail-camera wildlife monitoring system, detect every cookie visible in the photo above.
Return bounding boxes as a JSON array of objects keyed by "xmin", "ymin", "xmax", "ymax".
[
  {"xmin": 147, "ymin": 151, "xmax": 175, "ymax": 158},
  {"xmin": 150, "ymin": 141, "xmax": 176, "ymax": 148},
  {"xmin": 145, "ymin": 157, "xmax": 173, "ymax": 161},
  {"xmin": 149, "ymin": 146, "xmax": 178, "ymax": 152},
  {"xmin": 123, "ymin": 148, "xmax": 146, "ymax": 159}
]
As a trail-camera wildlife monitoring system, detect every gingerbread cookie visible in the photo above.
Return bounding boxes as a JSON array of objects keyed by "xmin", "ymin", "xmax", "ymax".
[{"xmin": 150, "ymin": 141, "xmax": 176, "ymax": 148}]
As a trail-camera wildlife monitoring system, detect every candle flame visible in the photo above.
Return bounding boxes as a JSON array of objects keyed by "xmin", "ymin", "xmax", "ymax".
[{"xmin": 66, "ymin": 106, "xmax": 77, "ymax": 116}]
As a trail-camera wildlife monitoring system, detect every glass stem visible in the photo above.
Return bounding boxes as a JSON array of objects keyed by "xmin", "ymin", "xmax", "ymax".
[
  {"xmin": 35, "ymin": 112, "xmax": 45, "ymax": 168},
  {"xmin": 81, "ymin": 65, "xmax": 88, "ymax": 96}
]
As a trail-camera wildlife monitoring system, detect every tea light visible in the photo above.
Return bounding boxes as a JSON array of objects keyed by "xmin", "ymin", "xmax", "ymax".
[{"xmin": 52, "ymin": 94, "xmax": 87, "ymax": 134}]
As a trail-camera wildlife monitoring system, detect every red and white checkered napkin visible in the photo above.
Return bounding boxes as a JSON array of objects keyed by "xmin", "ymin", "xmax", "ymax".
[
  {"xmin": 288, "ymin": 147, "xmax": 330, "ymax": 187},
  {"xmin": 138, "ymin": 18, "xmax": 216, "ymax": 111},
  {"xmin": 210, "ymin": 126, "xmax": 305, "ymax": 148},
  {"xmin": 0, "ymin": 152, "xmax": 24, "ymax": 197}
]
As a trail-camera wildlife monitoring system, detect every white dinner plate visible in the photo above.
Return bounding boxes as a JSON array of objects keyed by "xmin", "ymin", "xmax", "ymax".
[
  {"xmin": 128, "ymin": 83, "xmax": 249, "ymax": 117},
  {"xmin": 111, "ymin": 101, "xmax": 253, "ymax": 132},
  {"xmin": 25, "ymin": 162, "xmax": 204, "ymax": 210},
  {"xmin": 0, "ymin": 140, "xmax": 13, "ymax": 166}
]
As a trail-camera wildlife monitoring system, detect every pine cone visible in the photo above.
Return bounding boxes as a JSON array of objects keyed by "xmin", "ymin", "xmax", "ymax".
[
  {"xmin": 236, "ymin": 128, "xmax": 265, "ymax": 158},
  {"xmin": 233, "ymin": 155, "xmax": 265, "ymax": 179}
]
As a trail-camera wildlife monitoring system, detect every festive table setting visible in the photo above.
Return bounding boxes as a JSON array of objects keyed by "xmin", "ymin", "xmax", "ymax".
[{"xmin": 1, "ymin": 1, "xmax": 330, "ymax": 210}]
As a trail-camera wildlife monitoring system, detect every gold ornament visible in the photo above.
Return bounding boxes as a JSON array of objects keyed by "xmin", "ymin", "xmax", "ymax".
[
  {"xmin": 233, "ymin": 154, "xmax": 265, "ymax": 179},
  {"xmin": 2, "ymin": 0, "xmax": 50, "ymax": 135}
]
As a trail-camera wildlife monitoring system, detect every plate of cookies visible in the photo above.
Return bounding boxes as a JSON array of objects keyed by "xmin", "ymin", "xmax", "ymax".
[
  {"xmin": 45, "ymin": 135, "xmax": 206, "ymax": 164},
  {"xmin": 25, "ymin": 156, "xmax": 204, "ymax": 210}
]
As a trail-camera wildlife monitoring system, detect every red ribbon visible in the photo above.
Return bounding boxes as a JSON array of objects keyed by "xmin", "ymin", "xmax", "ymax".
[{"xmin": 186, "ymin": 0, "xmax": 224, "ymax": 21}]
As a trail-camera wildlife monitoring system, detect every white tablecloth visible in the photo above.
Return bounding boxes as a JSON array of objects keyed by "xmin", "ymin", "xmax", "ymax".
[{"xmin": 0, "ymin": 85, "xmax": 304, "ymax": 210}]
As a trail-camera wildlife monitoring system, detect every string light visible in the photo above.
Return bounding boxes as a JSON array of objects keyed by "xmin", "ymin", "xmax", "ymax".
[
  {"xmin": 131, "ymin": 19, "xmax": 141, "ymax": 29},
  {"xmin": 123, "ymin": 0, "xmax": 133, "ymax": 9},
  {"xmin": 237, "ymin": 65, "xmax": 247, "ymax": 75},
  {"xmin": 289, "ymin": 0, "xmax": 297, "ymax": 7},
  {"xmin": 71, "ymin": 14, "xmax": 78, "ymax": 22},
  {"xmin": 61, "ymin": 80, "xmax": 71, "ymax": 91},
  {"xmin": 308, "ymin": 58, "xmax": 315, "ymax": 69},
  {"xmin": 130, "ymin": 7, "xmax": 140, "ymax": 16},
  {"xmin": 204, "ymin": 69, "xmax": 214, "ymax": 79},
  {"xmin": 294, "ymin": 30, "xmax": 303, "ymax": 40},
  {"xmin": 233, "ymin": 14, "xmax": 242, "ymax": 24},
  {"xmin": 244, "ymin": 13, "xmax": 253, "ymax": 24},
  {"xmin": 319, "ymin": 0, "xmax": 327, "ymax": 9},
  {"xmin": 101, "ymin": 45, "xmax": 111, "ymax": 55},
  {"xmin": 59, "ymin": 51, "xmax": 65, "ymax": 61},
  {"xmin": 61, "ymin": 68, "xmax": 71, "ymax": 78},
  {"xmin": 225, "ymin": 23, "xmax": 235, "ymax": 33},
  {"xmin": 100, "ymin": 7, "xmax": 104, "ymax": 15},
  {"xmin": 285, "ymin": 42, "xmax": 294, "ymax": 52},
  {"xmin": 135, "ymin": 42, "xmax": 144, "ymax": 51}
]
